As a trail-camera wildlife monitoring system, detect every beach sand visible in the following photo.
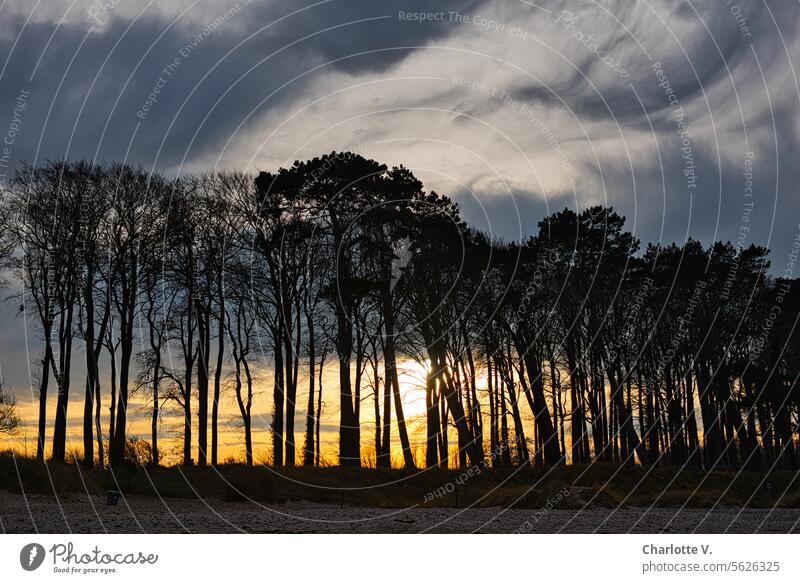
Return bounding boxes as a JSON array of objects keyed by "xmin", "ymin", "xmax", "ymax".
[{"xmin": 2, "ymin": 490, "xmax": 798, "ymax": 533}]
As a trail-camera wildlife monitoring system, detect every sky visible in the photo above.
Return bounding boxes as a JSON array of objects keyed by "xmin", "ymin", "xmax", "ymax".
[{"xmin": 1, "ymin": 0, "xmax": 799, "ymax": 460}]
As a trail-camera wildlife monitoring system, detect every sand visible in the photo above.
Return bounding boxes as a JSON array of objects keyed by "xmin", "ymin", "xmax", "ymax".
[{"xmin": 2, "ymin": 490, "xmax": 798, "ymax": 533}]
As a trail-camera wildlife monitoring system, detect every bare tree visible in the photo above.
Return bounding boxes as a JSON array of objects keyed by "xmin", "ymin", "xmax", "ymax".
[{"xmin": 0, "ymin": 378, "xmax": 21, "ymax": 435}]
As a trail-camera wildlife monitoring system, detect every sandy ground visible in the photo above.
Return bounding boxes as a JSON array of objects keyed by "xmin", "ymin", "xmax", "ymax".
[{"xmin": 1, "ymin": 490, "xmax": 798, "ymax": 533}]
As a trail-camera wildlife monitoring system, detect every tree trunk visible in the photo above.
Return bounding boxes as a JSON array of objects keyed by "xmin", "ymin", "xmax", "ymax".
[
  {"xmin": 273, "ymin": 321, "xmax": 285, "ymax": 466},
  {"xmin": 303, "ymin": 313, "xmax": 316, "ymax": 466},
  {"xmin": 519, "ymin": 346, "xmax": 561, "ymax": 466},
  {"xmin": 94, "ymin": 375, "xmax": 104, "ymax": 468},
  {"xmin": 212, "ymin": 285, "xmax": 225, "ymax": 466},
  {"xmin": 82, "ymin": 282, "xmax": 95, "ymax": 466},
  {"xmin": 315, "ymin": 353, "xmax": 324, "ymax": 467},
  {"xmin": 151, "ymin": 351, "xmax": 161, "ymax": 465},
  {"xmin": 197, "ymin": 307, "xmax": 210, "ymax": 466},
  {"xmin": 36, "ymin": 345, "xmax": 51, "ymax": 462},
  {"xmin": 51, "ymin": 307, "xmax": 74, "ymax": 463},
  {"xmin": 607, "ymin": 363, "xmax": 647, "ymax": 466},
  {"xmin": 111, "ymin": 328, "xmax": 132, "ymax": 465},
  {"xmin": 337, "ymin": 308, "xmax": 359, "ymax": 466},
  {"xmin": 108, "ymin": 337, "xmax": 117, "ymax": 449},
  {"xmin": 425, "ymin": 369, "xmax": 439, "ymax": 468},
  {"xmin": 383, "ymin": 293, "xmax": 414, "ymax": 468},
  {"xmin": 82, "ymin": 378, "xmax": 94, "ymax": 465},
  {"xmin": 378, "ymin": 355, "xmax": 392, "ymax": 468}
]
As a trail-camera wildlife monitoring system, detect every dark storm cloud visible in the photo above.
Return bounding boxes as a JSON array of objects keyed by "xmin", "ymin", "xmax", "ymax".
[
  {"xmin": 0, "ymin": 0, "xmax": 798, "ymax": 251},
  {"xmin": 477, "ymin": 0, "xmax": 796, "ymax": 130},
  {"xmin": 490, "ymin": 0, "xmax": 800, "ymax": 259},
  {"xmin": 0, "ymin": 0, "xmax": 490, "ymax": 173}
]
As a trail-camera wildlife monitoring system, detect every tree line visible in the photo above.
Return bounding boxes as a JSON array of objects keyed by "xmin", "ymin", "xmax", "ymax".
[{"xmin": 0, "ymin": 152, "xmax": 797, "ymax": 471}]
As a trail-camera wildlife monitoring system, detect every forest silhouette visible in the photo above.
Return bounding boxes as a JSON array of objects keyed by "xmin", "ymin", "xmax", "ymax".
[{"xmin": 1, "ymin": 151, "xmax": 798, "ymax": 477}]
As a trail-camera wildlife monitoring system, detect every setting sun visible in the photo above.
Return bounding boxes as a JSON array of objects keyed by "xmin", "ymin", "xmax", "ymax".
[{"xmin": 395, "ymin": 359, "xmax": 430, "ymax": 419}]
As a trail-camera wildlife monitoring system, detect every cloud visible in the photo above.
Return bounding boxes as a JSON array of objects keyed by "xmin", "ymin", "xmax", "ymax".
[{"xmin": 0, "ymin": 0, "xmax": 798, "ymax": 248}]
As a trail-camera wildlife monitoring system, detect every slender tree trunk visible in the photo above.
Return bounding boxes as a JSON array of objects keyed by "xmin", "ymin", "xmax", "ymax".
[
  {"xmin": 281, "ymin": 298, "xmax": 296, "ymax": 466},
  {"xmin": 506, "ymin": 373, "xmax": 529, "ymax": 464},
  {"xmin": 151, "ymin": 350, "xmax": 161, "ymax": 465},
  {"xmin": 82, "ymin": 283, "xmax": 95, "ymax": 466},
  {"xmin": 696, "ymin": 362, "xmax": 723, "ymax": 469},
  {"xmin": 438, "ymin": 388, "xmax": 449, "ymax": 468},
  {"xmin": 243, "ymin": 405, "xmax": 252, "ymax": 466},
  {"xmin": 303, "ymin": 313, "xmax": 316, "ymax": 466},
  {"xmin": 429, "ymin": 333, "xmax": 483, "ymax": 467},
  {"xmin": 425, "ymin": 370, "xmax": 439, "ymax": 468},
  {"xmin": 566, "ymin": 337, "xmax": 585, "ymax": 464},
  {"xmin": 519, "ymin": 346, "xmax": 561, "ymax": 466},
  {"xmin": 337, "ymin": 307, "xmax": 359, "ymax": 466},
  {"xmin": 498, "ymin": 359, "xmax": 512, "ymax": 466},
  {"xmin": 284, "ymin": 303, "xmax": 301, "ymax": 466},
  {"xmin": 273, "ymin": 320, "xmax": 285, "ymax": 466},
  {"xmin": 36, "ymin": 345, "xmax": 51, "ymax": 462},
  {"xmin": 108, "ymin": 338, "xmax": 117, "ymax": 448},
  {"xmin": 110, "ymin": 263, "xmax": 137, "ymax": 465},
  {"xmin": 315, "ymin": 352, "xmax": 324, "ymax": 467},
  {"xmin": 183, "ymin": 296, "xmax": 194, "ymax": 466},
  {"xmin": 91, "ymin": 300, "xmax": 111, "ymax": 468},
  {"xmin": 383, "ymin": 295, "xmax": 414, "ymax": 468},
  {"xmin": 378, "ymin": 354, "xmax": 392, "ymax": 468},
  {"xmin": 94, "ymin": 375, "xmax": 104, "ymax": 468},
  {"xmin": 244, "ymin": 357, "xmax": 254, "ymax": 465},
  {"xmin": 212, "ymin": 284, "xmax": 225, "ymax": 466},
  {"xmin": 111, "ymin": 329, "xmax": 132, "ymax": 464},
  {"xmin": 82, "ymin": 378, "xmax": 94, "ymax": 465},
  {"xmin": 233, "ymin": 349, "xmax": 254, "ymax": 466},
  {"xmin": 390, "ymin": 365, "xmax": 414, "ymax": 468},
  {"xmin": 487, "ymin": 353, "xmax": 497, "ymax": 458},
  {"xmin": 607, "ymin": 363, "xmax": 647, "ymax": 466},
  {"xmin": 372, "ymin": 358, "xmax": 381, "ymax": 467},
  {"xmin": 685, "ymin": 369, "xmax": 701, "ymax": 469},
  {"xmin": 742, "ymin": 378, "xmax": 763, "ymax": 469},
  {"xmin": 197, "ymin": 307, "xmax": 210, "ymax": 466},
  {"xmin": 463, "ymin": 331, "xmax": 483, "ymax": 458},
  {"xmin": 51, "ymin": 308, "xmax": 74, "ymax": 463}
]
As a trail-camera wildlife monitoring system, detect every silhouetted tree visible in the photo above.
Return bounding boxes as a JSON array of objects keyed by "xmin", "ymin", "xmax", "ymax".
[
  {"xmin": 0, "ymin": 378, "xmax": 20, "ymax": 435},
  {"xmin": 1, "ymin": 155, "xmax": 797, "ymax": 475}
]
